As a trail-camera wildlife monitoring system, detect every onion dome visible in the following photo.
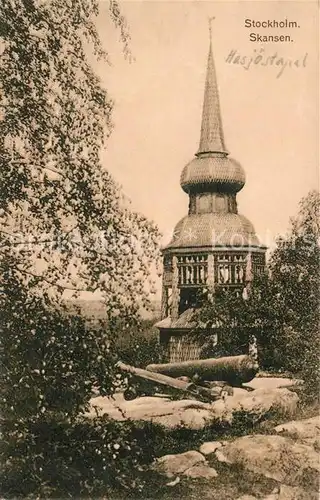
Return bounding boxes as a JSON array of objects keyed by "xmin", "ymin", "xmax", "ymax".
[
  {"xmin": 167, "ymin": 213, "xmax": 260, "ymax": 249},
  {"xmin": 181, "ymin": 155, "xmax": 245, "ymax": 194}
]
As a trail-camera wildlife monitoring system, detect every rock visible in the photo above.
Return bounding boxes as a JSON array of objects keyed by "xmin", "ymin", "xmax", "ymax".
[
  {"xmin": 199, "ymin": 441, "xmax": 222, "ymax": 455},
  {"xmin": 301, "ymin": 436, "xmax": 320, "ymax": 450},
  {"xmin": 210, "ymin": 388, "xmax": 299, "ymax": 425},
  {"xmin": 262, "ymin": 493, "xmax": 278, "ymax": 500},
  {"xmin": 184, "ymin": 464, "xmax": 218, "ymax": 479},
  {"xmin": 166, "ymin": 476, "xmax": 180, "ymax": 487},
  {"xmin": 233, "ymin": 388, "xmax": 250, "ymax": 397},
  {"xmin": 119, "ymin": 397, "xmax": 215, "ymax": 430},
  {"xmin": 236, "ymin": 496, "xmax": 258, "ymax": 500},
  {"xmin": 244, "ymin": 377, "xmax": 303, "ymax": 391},
  {"xmin": 262, "ymin": 487, "xmax": 280, "ymax": 500},
  {"xmin": 88, "ymin": 387, "xmax": 298, "ymax": 430},
  {"xmin": 87, "ymin": 395, "xmax": 125, "ymax": 420},
  {"xmin": 278, "ymin": 484, "xmax": 318, "ymax": 500},
  {"xmin": 154, "ymin": 450, "xmax": 206, "ymax": 478},
  {"xmin": 215, "ymin": 449, "xmax": 232, "ymax": 463},
  {"xmin": 274, "ymin": 416, "xmax": 320, "ymax": 449},
  {"xmin": 123, "ymin": 396, "xmax": 169, "ymax": 407},
  {"xmin": 215, "ymin": 434, "xmax": 319, "ymax": 489},
  {"xmin": 149, "ymin": 405, "xmax": 213, "ymax": 430},
  {"xmin": 88, "ymin": 396, "xmax": 215, "ymax": 430}
]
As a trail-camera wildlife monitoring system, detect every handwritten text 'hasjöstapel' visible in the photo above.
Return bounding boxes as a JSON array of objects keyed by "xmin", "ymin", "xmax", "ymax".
[{"xmin": 225, "ymin": 48, "xmax": 308, "ymax": 78}]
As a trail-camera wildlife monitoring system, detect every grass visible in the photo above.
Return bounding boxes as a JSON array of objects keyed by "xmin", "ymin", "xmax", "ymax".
[{"xmin": 131, "ymin": 462, "xmax": 279, "ymax": 500}]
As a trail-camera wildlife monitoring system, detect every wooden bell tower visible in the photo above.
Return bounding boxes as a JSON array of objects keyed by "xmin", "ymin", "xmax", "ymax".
[{"xmin": 156, "ymin": 22, "xmax": 266, "ymax": 361}]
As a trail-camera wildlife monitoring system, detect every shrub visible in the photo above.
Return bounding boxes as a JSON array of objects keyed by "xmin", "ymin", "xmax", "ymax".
[
  {"xmin": 0, "ymin": 274, "xmax": 165, "ymax": 498},
  {"xmin": 116, "ymin": 329, "xmax": 166, "ymax": 368},
  {"xmin": 197, "ymin": 191, "xmax": 320, "ymax": 402},
  {"xmin": 0, "ymin": 415, "xmax": 167, "ymax": 498}
]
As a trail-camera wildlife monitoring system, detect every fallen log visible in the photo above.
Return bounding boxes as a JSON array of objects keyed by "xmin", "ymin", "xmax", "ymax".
[
  {"xmin": 116, "ymin": 361, "xmax": 228, "ymax": 403},
  {"xmin": 146, "ymin": 354, "xmax": 258, "ymax": 386}
]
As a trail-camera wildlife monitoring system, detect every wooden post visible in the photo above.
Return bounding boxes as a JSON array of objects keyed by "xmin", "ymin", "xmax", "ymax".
[
  {"xmin": 207, "ymin": 253, "xmax": 215, "ymax": 302},
  {"xmin": 244, "ymin": 252, "xmax": 253, "ymax": 291},
  {"xmin": 249, "ymin": 334, "xmax": 258, "ymax": 360},
  {"xmin": 161, "ymin": 284, "xmax": 168, "ymax": 319},
  {"xmin": 171, "ymin": 255, "xmax": 180, "ymax": 321},
  {"xmin": 244, "ymin": 252, "xmax": 258, "ymax": 364}
]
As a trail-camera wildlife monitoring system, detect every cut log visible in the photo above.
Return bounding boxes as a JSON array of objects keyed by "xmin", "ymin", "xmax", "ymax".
[
  {"xmin": 146, "ymin": 355, "xmax": 258, "ymax": 386},
  {"xmin": 116, "ymin": 361, "xmax": 225, "ymax": 403}
]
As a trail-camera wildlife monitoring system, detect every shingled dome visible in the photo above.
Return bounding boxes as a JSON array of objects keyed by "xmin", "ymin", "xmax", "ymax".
[{"xmin": 167, "ymin": 213, "xmax": 260, "ymax": 249}]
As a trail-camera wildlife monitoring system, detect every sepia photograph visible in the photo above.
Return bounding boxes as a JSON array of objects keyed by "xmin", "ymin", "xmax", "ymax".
[{"xmin": 0, "ymin": 0, "xmax": 319, "ymax": 498}]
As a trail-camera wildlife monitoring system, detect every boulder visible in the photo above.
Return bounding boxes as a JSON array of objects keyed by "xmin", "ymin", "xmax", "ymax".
[
  {"xmin": 154, "ymin": 450, "xmax": 205, "ymax": 478},
  {"xmin": 215, "ymin": 449, "xmax": 232, "ymax": 464},
  {"xmin": 88, "ymin": 387, "xmax": 298, "ymax": 430},
  {"xmin": 166, "ymin": 477, "xmax": 181, "ymax": 487},
  {"xmin": 215, "ymin": 434, "xmax": 319, "ymax": 489},
  {"xmin": 244, "ymin": 377, "xmax": 303, "ymax": 391},
  {"xmin": 236, "ymin": 496, "xmax": 258, "ymax": 500},
  {"xmin": 88, "ymin": 396, "xmax": 215, "ymax": 429},
  {"xmin": 210, "ymin": 388, "xmax": 299, "ymax": 425},
  {"xmin": 184, "ymin": 464, "xmax": 218, "ymax": 479},
  {"xmin": 274, "ymin": 416, "xmax": 320, "ymax": 449},
  {"xmin": 150, "ymin": 407, "xmax": 212, "ymax": 430},
  {"xmin": 123, "ymin": 398, "xmax": 213, "ymax": 430},
  {"xmin": 233, "ymin": 387, "xmax": 250, "ymax": 397},
  {"xmin": 87, "ymin": 395, "xmax": 125, "ymax": 420},
  {"xmin": 262, "ymin": 491, "xmax": 279, "ymax": 500},
  {"xmin": 199, "ymin": 441, "xmax": 223, "ymax": 455},
  {"xmin": 278, "ymin": 484, "xmax": 318, "ymax": 500}
]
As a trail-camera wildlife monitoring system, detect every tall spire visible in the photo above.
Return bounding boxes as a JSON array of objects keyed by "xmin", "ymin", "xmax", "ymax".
[{"xmin": 196, "ymin": 17, "xmax": 227, "ymax": 156}]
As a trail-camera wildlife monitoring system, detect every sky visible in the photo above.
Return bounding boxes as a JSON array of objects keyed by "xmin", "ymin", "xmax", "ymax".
[{"xmin": 92, "ymin": 0, "xmax": 318, "ymax": 253}]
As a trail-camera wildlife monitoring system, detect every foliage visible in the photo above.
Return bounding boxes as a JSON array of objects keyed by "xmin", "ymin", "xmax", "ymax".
[
  {"xmin": 260, "ymin": 190, "xmax": 319, "ymax": 395},
  {"xmin": 116, "ymin": 319, "xmax": 166, "ymax": 368},
  {"xmin": 0, "ymin": 1, "xmax": 162, "ymax": 497},
  {"xmin": 0, "ymin": 415, "xmax": 168, "ymax": 498},
  {"xmin": 267, "ymin": 189, "xmax": 319, "ymax": 337},
  {"xmin": 195, "ymin": 287, "xmax": 253, "ymax": 359},
  {"xmin": 196, "ymin": 190, "xmax": 320, "ymax": 396},
  {"xmin": 0, "ymin": 270, "xmax": 119, "ymax": 422},
  {"xmin": 0, "ymin": 0, "xmax": 160, "ymax": 312}
]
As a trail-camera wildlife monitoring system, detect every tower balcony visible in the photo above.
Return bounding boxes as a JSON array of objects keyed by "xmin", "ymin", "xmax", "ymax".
[{"xmin": 163, "ymin": 251, "xmax": 265, "ymax": 291}]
